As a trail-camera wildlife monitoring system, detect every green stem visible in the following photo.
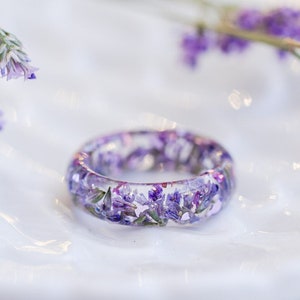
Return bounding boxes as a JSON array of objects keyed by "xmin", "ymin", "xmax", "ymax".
[
  {"xmin": 213, "ymin": 24, "xmax": 300, "ymax": 50},
  {"xmin": 196, "ymin": 22, "xmax": 300, "ymax": 56},
  {"xmin": 291, "ymin": 49, "xmax": 300, "ymax": 60}
]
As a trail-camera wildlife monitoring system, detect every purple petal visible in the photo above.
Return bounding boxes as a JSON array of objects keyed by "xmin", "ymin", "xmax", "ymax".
[
  {"xmin": 181, "ymin": 31, "xmax": 210, "ymax": 67},
  {"xmin": 217, "ymin": 35, "xmax": 249, "ymax": 53},
  {"xmin": 236, "ymin": 9, "xmax": 263, "ymax": 30}
]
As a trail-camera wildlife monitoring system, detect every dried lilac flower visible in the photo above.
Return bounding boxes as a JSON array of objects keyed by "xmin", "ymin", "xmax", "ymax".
[
  {"xmin": 165, "ymin": 191, "xmax": 182, "ymax": 222},
  {"xmin": 0, "ymin": 28, "xmax": 37, "ymax": 80},
  {"xmin": 148, "ymin": 184, "xmax": 163, "ymax": 201},
  {"xmin": 166, "ymin": 190, "xmax": 181, "ymax": 204}
]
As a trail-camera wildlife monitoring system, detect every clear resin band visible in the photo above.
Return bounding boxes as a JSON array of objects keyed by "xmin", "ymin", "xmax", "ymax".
[{"xmin": 67, "ymin": 130, "xmax": 235, "ymax": 226}]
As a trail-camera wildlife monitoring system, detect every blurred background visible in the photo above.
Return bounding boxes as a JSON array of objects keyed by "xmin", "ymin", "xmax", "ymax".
[{"xmin": 1, "ymin": 0, "xmax": 300, "ymax": 299}]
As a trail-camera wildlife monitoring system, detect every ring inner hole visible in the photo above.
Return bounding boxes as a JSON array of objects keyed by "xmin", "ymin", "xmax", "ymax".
[{"xmin": 89, "ymin": 132, "xmax": 221, "ymax": 182}]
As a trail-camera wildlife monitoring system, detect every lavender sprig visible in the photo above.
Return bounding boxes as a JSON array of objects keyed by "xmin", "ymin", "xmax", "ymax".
[
  {"xmin": 0, "ymin": 28, "xmax": 37, "ymax": 80},
  {"xmin": 181, "ymin": 5, "xmax": 300, "ymax": 67}
]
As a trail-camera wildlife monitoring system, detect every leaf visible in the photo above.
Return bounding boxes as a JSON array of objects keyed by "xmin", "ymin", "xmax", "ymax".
[
  {"xmin": 84, "ymin": 204, "xmax": 104, "ymax": 219},
  {"xmin": 91, "ymin": 189, "xmax": 106, "ymax": 203},
  {"xmin": 147, "ymin": 210, "xmax": 161, "ymax": 223},
  {"xmin": 103, "ymin": 187, "xmax": 112, "ymax": 211},
  {"xmin": 123, "ymin": 209, "xmax": 137, "ymax": 218},
  {"xmin": 134, "ymin": 214, "xmax": 147, "ymax": 225}
]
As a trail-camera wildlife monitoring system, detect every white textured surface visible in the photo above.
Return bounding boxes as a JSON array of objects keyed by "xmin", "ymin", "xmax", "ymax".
[{"xmin": 1, "ymin": 0, "xmax": 300, "ymax": 299}]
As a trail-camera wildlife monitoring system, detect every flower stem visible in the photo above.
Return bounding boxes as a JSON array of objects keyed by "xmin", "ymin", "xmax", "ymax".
[
  {"xmin": 148, "ymin": 1, "xmax": 300, "ymax": 60},
  {"xmin": 199, "ymin": 22, "xmax": 300, "ymax": 57}
]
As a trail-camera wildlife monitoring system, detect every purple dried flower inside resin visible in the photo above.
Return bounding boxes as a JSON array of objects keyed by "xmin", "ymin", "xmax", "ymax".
[
  {"xmin": 165, "ymin": 191, "xmax": 183, "ymax": 222},
  {"xmin": 68, "ymin": 167, "xmax": 89, "ymax": 197},
  {"xmin": 165, "ymin": 203, "xmax": 181, "ymax": 221},
  {"xmin": 166, "ymin": 190, "xmax": 181, "ymax": 204},
  {"xmin": 107, "ymin": 212, "xmax": 122, "ymax": 222},
  {"xmin": 213, "ymin": 171, "xmax": 225, "ymax": 184},
  {"xmin": 148, "ymin": 184, "xmax": 164, "ymax": 201},
  {"xmin": 211, "ymin": 183, "xmax": 219, "ymax": 195},
  {"xmin": 113, "ymin": 184, "xmax": 135, "ymax": 203},
  {"xmin": 135, "ymin": 192, "xmax": 148, "ymax": 205}
]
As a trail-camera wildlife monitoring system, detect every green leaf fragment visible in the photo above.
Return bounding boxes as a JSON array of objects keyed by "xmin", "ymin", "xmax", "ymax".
[
  {"xmin": 123, "ymin": 210, "xmax": 137, "ymax": 218},
  {"xmin": 143, "ymin": 221, "xmax": 161, "ymax": 226},
  {"xmin": 134, "ymin": 214, "xmax": 147, "ymax": 225},
  {"xmin": 147, "ymin": 210, "xmax": 162, "ymax": 224},
  {"xmin": 103, "ymin": 187, "xmax": 112, "ymax": 211},
  {"xmin": 85, "ymin": 204, "xmax": 104, "ymax": 219},
  {"xmin": 91, "ymin": 189, "xmax": 106, "ymax": 203},
  {"xmin": 138, "ymin": 210, "xmax": 166, "ymax": 226}
]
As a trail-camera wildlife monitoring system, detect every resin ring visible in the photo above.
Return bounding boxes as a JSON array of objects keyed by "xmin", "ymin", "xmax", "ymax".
[{"xmin": 67, "ymin": 130, "xmax": 235, "ymax": 226}]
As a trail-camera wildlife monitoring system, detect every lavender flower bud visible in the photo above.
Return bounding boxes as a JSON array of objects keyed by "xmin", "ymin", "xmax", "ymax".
[
  {"xmin": 0, "ymin": 28, "xmax": 37, "ymax": 80},
  {"xmin": 181, "ymin": 32, "xmax": 210, "ymax": 67}
]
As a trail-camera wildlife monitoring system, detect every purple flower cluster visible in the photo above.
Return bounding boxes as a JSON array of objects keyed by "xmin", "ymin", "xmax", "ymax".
[
  {"xmin": 264, "ymin": 8, "xmax": 300, "ymax": 38},
  {"xmin": 148, "ymin": 184, "xmax": 164, "ymax": 201},
  {"xmin": 181, "ymin": 32, "xmax": 210, "ymax": 67},
  {"xmin": 85, "ymin": 180, "xmax": 219, "ymax": 225},
  {"xmin": 0, "ymin": 28, "xmax": 37, "ymax": 80},
  {"xmin": 182, "ymin": 7, "xmax": 300, "ymax": 66}
]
